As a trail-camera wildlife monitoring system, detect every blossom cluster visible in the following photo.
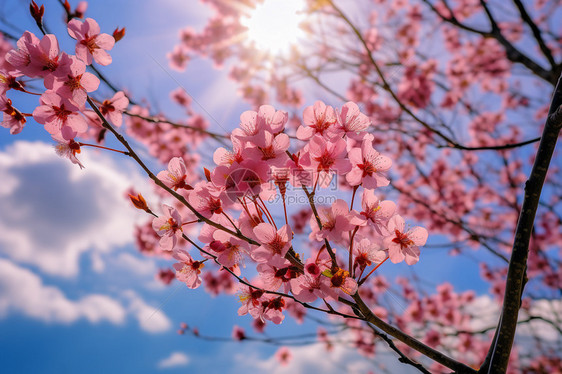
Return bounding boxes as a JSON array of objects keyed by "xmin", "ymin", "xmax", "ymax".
[
  {"xmin": 1, "ymin": 13, "xmax": 127, "ymax": 168},
  {"xmin": 154, "ymin": 101, "xmax": 428, "ymax": 324}
]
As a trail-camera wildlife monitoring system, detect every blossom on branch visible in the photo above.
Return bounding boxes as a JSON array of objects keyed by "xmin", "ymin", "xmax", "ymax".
[
  {"xmin": 67, "ymin": 17, "xmax": 115, "ymax": 66},
  {"xmin": 152, "ymin": 204, "xmax": 183, "ymax": 251},
  {"xmin": 251, "ymin": 223, "xmax": 292, "ymax": 263},
  {"xmin": 347, "ymin": 134, "xmax": 392, "ymax": 189},
  {"xmin": 33, "ymin": 91, "xmax": 87, "ymax": 136},
  {"xmin": 50, "ymin": 55, "xmax": 100, "ymax": 109},
  {"xmin": 384, "ymin": 215, "xmax": 428, "ymax": 265},
  {"xmin": 173, "ymin": 249, "xmax": 203, "ymax": 289}
]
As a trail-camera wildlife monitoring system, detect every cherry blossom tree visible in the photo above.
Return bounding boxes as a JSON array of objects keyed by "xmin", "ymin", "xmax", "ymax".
[{"xmin": 1, "ymin": 0, "xmax": 561, "ymax": 373}]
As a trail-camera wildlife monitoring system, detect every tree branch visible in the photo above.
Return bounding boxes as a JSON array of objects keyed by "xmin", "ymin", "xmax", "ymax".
[
  {"xmin": 86, "ymin": 96, "xmax": 260, "ymax": 247},
  {"xmin": 481, "ymin": 73, "xmax": 562, "ymax": 373},
  {"xmin": 421, "ymin": 0, "xmax": 558, "ymax": 85},
  {"xmin": 352, "ymin": 294, "xmax": 477, "ymax": 373},
  {"xmin": 511, "ymin": 0, "xmax": 556, "ymax": 69}
]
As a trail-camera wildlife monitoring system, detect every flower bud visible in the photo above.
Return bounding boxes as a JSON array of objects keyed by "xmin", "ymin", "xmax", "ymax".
[
  {"xmin": 113, "ymin": 27, "xmax": 126, "ymax": 42},
  {"xmin": 29, "ymin": 1, "xmax": 45, "ymax": 28},
  {"xmin": 128, "ymin": 192, "xmax": 150, "ymax": 212}
]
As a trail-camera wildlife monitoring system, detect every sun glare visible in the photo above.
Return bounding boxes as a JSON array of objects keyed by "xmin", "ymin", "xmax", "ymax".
[{"xmin": 241, "ymin": 0, "xmax": 306, "ymax": 55}]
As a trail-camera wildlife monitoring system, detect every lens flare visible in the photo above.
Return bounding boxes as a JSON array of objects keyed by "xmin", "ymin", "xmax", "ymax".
[{"xmin": 241, "ymin": 0, "xmax": 306, "ymax": 55}]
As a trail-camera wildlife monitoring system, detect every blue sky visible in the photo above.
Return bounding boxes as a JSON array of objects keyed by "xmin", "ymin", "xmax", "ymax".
[{"xmin": 0, "ymin": 0, "xmax": 534, "ymax": 373}]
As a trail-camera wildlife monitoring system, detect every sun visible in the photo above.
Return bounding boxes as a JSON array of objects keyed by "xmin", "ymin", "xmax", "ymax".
[{"xmin": 241, "ymin": 0, "xmax": 306, "ymax": 55}]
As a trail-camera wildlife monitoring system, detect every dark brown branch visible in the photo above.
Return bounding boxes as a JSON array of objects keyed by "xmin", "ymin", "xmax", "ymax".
[
  {"xmin": 421, "ymin": 0, "xmax": 558, "ymax": 85},
  {"xmin": 123, "ymin": 110, "xmax": 230, "ymax": 140},
  {"xmin": 352, "ymin": 294, "xmax": 477, "ymax": 373},
  {"xmin": 481, "ymin": 73, "xmax": 562, "ymax": 373},
  {"xmin": 364, "ymin": 324, "xmax": 432, "ymax": 374},
  {"xmin": 328, "ymin": 0, "xmax": 539, "ymax": 153},
  {"xmin": 511, "ymin": 0, "xmax": 556, "ymax": 69},
  {"xmin": 436, "ymin": 137, "xmax": 541, "ymax": 151},
  {"xmin": 0, "ymin": 29, "xmax": 19, "ymax": 41},
  {"xmin": 89, "ymin": 64, "xmax": 139, "ymax": 106},
  {"xmin": 392, "ymin": 184, "xmax": 511, "ymax": 263},
  {"xmin": 300, "ymin": 184, "xmax": 338, "ymax": 266},
  {"xmin": 86, "ymin": 96, "xmax": 259, "ymax": 247}
]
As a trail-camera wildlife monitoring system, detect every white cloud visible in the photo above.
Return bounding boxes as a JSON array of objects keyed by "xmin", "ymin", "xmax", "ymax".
[
  {"xmin": 157, "ymin": 351, "xmax": 190, "ymax": 369},
  {"xmin": 235, "ymin": 337, "xmax": 416, "ymax": 374},
  {"xmin": 0, "ymin": 141, "xmax": 149, "ymax": 277},
  {"xmin": 90, "ymin": 252, "xmax": 106, "ymax": 273},
  {"xmin": 0, "ymin": 257, "xmax": 173, "ymax": 333},
  {"xmin": 112, "ymin": 252, "xmax": 157, "ymax": 276},
  {"xmin": 464, "ymin": 295, "xmax": 561, "ymax": 343},
  {"xmin": 518, "ymin": 298, "xmax": 562, "ymax": 343},
  {"xmin": 123, "ymin": 290, "xmax": 172, "ymax": 334},
  {"xmin": 0, "ymin": 258, "xmax": 126, "ymax": 325},
  {"xmin": 464, "ymin": 295, "xmax": 500, "ymax": 331}
]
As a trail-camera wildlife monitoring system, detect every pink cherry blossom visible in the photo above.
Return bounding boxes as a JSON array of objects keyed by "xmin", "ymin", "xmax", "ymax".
[
  {"xmin": 347, "ymin": 135, "xmax": 392, "ymax": 189},
  {"xmin": 172, "ymin": 249, "xmax": 203, "ymax": 289},
  {"xmin": 290, "ymin": 272, "xmax": 334, "ymax": 303},
  {"xmin": 275, "ymin": 347, "xmax": 292, "ymax": 366},
  {"xmin": 256, "ymin": 256, "xmax": 298, "ymax": 292},
  {"xmin": 170, "ymin": 87, "xmax": 192, "ymax": 111},
  {"xmin": 383, "ymin": 215, "xmax": 428, "ymax": 265},
  {"xmin": 251, "ymin": 223, "xmax": 292, "ymax": 263},
  {"xmin": 67, "ymin": 18, "xmax": 115, "ymax": 65},
  {"xmin": 208, "ymin": 230, "xmax": 248, "ymax": 270},
  {"xmin": 27, "ymin": 34, "xmax": 64, "ymax": 80},
  {"xmin": 397, "ymin": 62, "xmax": 435, "ymax": 109},
  {"xmin": 300, "ymin": 135, "xmax": 351, "ymax": 188},
  {"xmin": 311, "ymin": 199, "xmax": 363, "ymax": 242},
  {"xmin": 213, "ymin": 136, "xmax": 245, "ymax": 166},
  {"xmin": 212, "ymin": 160, "xmax": 270, "ymax": 202},
  {"xmin": 307, "ymin": 135, "xmax": 351, "ymax": 173},
  {"xmin": 52, "ymin": 127, "xmax": 84, "ymax": 169},
  {"xmin": 156, "ymin": 268, "xmax": 175, "ymax": 285},
  {"xmin": 261, "ymin": 296, "xmax": 286, "ymax": 324},
  {"xmin": 0, "ymin": 71, "xmax": 23, "ymax": 94},
  {"xmin": 6, "ymin": 32, "xmax": 65, "ymax": 79},
  {"xmin": 233, "ymin": 105, "xmax": 288, "ymax": 147},
  {"xmin": 167, "ymin": 45, "xmax": 189, "ymax": 71},
  {"xmin": 352, "ymin": 237, "xmax": 387, "ymax": 273},
  {"xmin": 328, "ymin": 267, "xmax": 358, "ymax": 296},
  {"xmin": 242, "ymin": 131, "xmax": 290, "ymax": 167},
  {"xmin": 285, "ymin": 152, "xmax": 315, "ymax": 188},
  {"xmin": 237, "ymin": 282, "xmax": 266, "ymax": 320},
  {"xmin": 5, "ymin": 31, "xmax": 40, "ymax": 76},
  {"xmin": 359, "ymin": 189, "xmax": 396, "ymax": 236},
  {"xmin": 33, "ymin": 91, "xmax": 87, "ymax": 136},
  {"xmin": 1, "ymin": 97, "xmax": 26, "ymax": 135},
  {"xmin": 51, "ymin": 55, "xmax": 100, "ymax": 109},
  {"xmin": 157, "ymin": 157, "xmax": 191, "ymax": 191},
  {"xmin": 152, "ymin": 204, "xmax": 183, "ymax": 251},
  {"xmin": 99, "ymin": 91, "xmax": 129, "ymax": 126},
  {"xmin": 232, "ymin": 325, "xmax": 246, "ymax": 341},
  {"xmin": 237, "ymin": 203, "xmax": 265, "ymax": 241},
  {"xmin": 202, "ymin": 268, "xmax": 237, "ymax": 296},
  {"xmin": 296, "ymin": 100, "xmax": 337, "ymax": 140},
  {"xmin": 63, "ymin": 1, "xmax": 88, "ymax": 20},
  {"xmin": 189, "ymin": 182, "xmax": 224, "ymax": 218},
  {"xmin": 330, "ymin": 101, "xmax": 371, "ymax": 139},
  {"xmin": 252, "ymin": 318, "xmax": 266, "ymax": 334}
]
